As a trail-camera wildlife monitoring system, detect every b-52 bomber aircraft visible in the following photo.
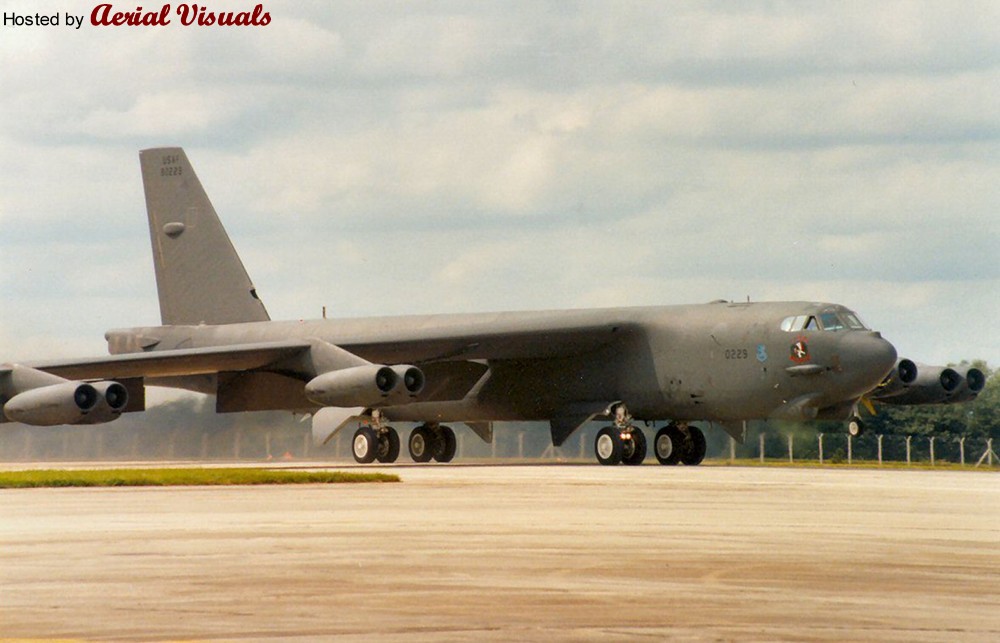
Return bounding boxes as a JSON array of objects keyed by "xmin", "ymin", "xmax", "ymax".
[{"xmin": 0, "ymin": 148, "xmax": 985, "ymax": 466}]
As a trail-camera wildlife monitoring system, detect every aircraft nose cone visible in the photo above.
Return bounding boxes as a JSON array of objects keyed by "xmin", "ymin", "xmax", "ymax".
[{"xmin": 841, "ymin": 331, "xmax": 897, "ymax": 392}]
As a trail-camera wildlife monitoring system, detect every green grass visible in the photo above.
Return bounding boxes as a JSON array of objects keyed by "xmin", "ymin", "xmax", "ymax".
[{"xmin": 0, "ymin": 468, "xmax": 399, "ymax": 488}]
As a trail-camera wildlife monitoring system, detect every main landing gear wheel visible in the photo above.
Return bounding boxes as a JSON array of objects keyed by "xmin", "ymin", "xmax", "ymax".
[
  {"xmin": 352, "ymin": 426, "xmax": 378, "ymax": 464},
  {"xmin": 595, "ymin": 426, "xmax": 624, "ymax": 466},
  {"xmin": 409, "ymin": 424, "xmax": 457, "ymax": 463},
  {"xmin": 848, "ymin": 416, "xmax": 865, "ymax": 438},
  {"xmin": 654, "ymin": 424, "xmax": 684, "ymax": 465},
  {"xmin": 433, "ymin": 426, "xmax": 457, "ymax": 463},
  {"xmin": 408, "ymin": 425, "xmax": 435, "ymax": 463},
  {"xmin": 622, "ymin": 428, "xmax": 646, "ymax": 466},
  {"xmin": 680, "ymin": 426, "xmax": 707, "ymax": 466},
  {"xmin": 375, "ymin": 427, "xmax": 400, "ymax": 463}
]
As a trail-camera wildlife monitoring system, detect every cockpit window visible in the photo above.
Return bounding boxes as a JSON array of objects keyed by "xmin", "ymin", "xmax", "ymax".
[
  {"xmin": 843, "ymin": 312, "xmax": 867, "ymax": 330},
  {"xmin": 819, "ymin": 312, "xmax": 844, "ymax": 331},
  {"xmin": 780, "ymin": 310, "xmax": 869, "ymax": 332},
  {"xmin": 780, "ymin": 315, "xmax": 817, "ymax": 332}
]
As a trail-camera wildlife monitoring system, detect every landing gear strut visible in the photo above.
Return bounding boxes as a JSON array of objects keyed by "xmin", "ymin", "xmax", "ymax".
[
  {"xmin": 409, "ymin": 423, "xmax": 457, "ymax": 463},
  {"xmin": 653, "ymin": 422, "xmax": 706, "ymax": 466},
  {"xmin": 594, "ymin": 405, "xmax": 646, "ymax": 466},
  {"xmin": 351, "ymin": 409, "xmax": 400, "ymax": 464}
]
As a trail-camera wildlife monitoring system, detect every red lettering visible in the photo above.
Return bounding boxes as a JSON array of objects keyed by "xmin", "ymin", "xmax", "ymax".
[
  {"xmin": 90, "ymin": 4, "xmax": 171, "ymax": 27},
  {"xmin": 174, "ymin": 3, "xmax": 271, "ymax": 27}
]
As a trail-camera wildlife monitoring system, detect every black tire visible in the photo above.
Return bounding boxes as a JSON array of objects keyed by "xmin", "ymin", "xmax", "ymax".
[
  {"xmin": 680, "ymin": 426, "xmax": 706, "ymax": 466},
  {"xmin": 623, "ymin": 428, "xmax": 646, "ymax": 466},
  {"xmin": 408, "ymin": 425, "xmax": 435, "ymax": 463},
  {"xmin": 352, "ymin": 426, "xmax": 378, "ymax": 464},
  {"xmin": 848, "ymin": 416, "xmax": 865, "ymax": 437},
  {"xmin": 594, "ymin": 426, "xmax": 624, "ymax": 466},
  {"xmin": 654, "ymin": 425, "xmax": 683, "ymax": 465},
  {"xmin": 376, "ymin": 427, "xmax": 400, "ymax": 463},
  {"xmin": 433, "ymin": 426, "xmax": 457, "ymax": 463}
]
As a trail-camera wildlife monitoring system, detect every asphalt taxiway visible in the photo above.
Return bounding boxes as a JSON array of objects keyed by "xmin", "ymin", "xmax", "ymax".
[{"xmin": 1, "ymin": 464, "xmax": 998, "ymax": 641}]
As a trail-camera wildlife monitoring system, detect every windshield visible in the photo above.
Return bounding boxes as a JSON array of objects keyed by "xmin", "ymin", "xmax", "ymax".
[{"xmin": 780, "ymin": 309, "xmax": 869, "ymax": 332}]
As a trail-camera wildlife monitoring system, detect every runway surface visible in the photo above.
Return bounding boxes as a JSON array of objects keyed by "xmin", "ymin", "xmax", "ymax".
[{"xmin": 1, "ymin": 464, "xmax": 998, "ymax": 641}]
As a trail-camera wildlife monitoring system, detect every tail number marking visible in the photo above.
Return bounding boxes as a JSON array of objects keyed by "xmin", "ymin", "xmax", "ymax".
[{"xmin": 160, "ymin": 154, "xmax": 183, "ymax": 177}]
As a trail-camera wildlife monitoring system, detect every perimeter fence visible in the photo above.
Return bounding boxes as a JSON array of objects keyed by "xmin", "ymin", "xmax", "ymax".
[{"xmin": 1, "ymin": 420, "xmax": 997, "ymax": 467}]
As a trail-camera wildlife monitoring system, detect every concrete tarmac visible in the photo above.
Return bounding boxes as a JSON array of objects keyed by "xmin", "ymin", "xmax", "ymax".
[{"xmin": 1, "ymin": 464, "xmax": 998, "ymax": 641}]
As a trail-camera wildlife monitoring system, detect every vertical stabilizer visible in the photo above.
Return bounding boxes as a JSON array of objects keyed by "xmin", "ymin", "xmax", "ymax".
[{"xmin": 140, "ymin": 147, "xmax": 270, "ymax": 325}]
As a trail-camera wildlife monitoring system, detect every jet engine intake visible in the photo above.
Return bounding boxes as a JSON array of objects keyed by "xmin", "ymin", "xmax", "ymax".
[
  {"xmin": 390, "ymin": 365, "xmax": 425, "ymax": 399},
  {"xmin": 79, "ymin": 381, "xmax": 131, "ymax": 424},
  {"xmin": 946, "ymin": 367, "xmax": 986, "ymax": 404}
]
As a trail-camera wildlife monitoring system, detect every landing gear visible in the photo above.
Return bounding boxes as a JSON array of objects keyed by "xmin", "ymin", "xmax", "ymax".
[
  {"xmin": 623, "ymin": 427, "xmax": 647, "ymax": 466},
  {"xmin": 409, "ymin": 423, "xmax": 457, "ymax": 463},
  {"xmin": 353, "ymin": 410, "xmax": 401, "ymax": 464},
  {"xmin": 352, "ymin": 426, "xmax": 378, "ymax": 464},
  {"xmin": 654, "ymin": 424, "xmax": 683, "ymax": 465},
  {"xmin": 653, "ymin": 423, "xmax": 706, "ymax": 466},
  {"xmin": 595, "ymin": 404, "xmax": 646, "ymax": 466},
  {"xmin": 433, "ymin": 426, "xmax": 457, "ymax": 463},
  {"xmin": 375, "ymin": 427, "xmax": 400, "ymax": 463},
  {"xmin": 848, "ymin": 416, "xmax": 865, "ymax": 437},
  {"xmin": 595, "ymin": 426, "xmax": 624, "ymax": 465},
  {"xmin": 681, "ymin": 426, "xmax": 706, "ymax": 466},
  {"xmin": 408, "ymin": 425, "xmax": 435, "ymax": 463}
]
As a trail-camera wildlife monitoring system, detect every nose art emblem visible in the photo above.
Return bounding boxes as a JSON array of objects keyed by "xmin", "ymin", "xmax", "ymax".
[{"xmin": 790, "ymin": 336, "xmax": 810, "ymax": 363}]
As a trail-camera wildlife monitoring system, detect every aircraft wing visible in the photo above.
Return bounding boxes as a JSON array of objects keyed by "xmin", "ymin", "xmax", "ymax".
[{"xmin": 22, "ymin": 340, "xmax": 312, "ymax": 381}]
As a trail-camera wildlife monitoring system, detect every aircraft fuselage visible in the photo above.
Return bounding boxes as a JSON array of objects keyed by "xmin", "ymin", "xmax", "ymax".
[{"xmin": 107, "ymin": 300, "xmax": 897, "ymax": 427}]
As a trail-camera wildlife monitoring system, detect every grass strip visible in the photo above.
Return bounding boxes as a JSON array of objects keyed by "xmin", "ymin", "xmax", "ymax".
[{"xmin": 0, "ymin": 468, "xmax": 399, "ymax": 488}]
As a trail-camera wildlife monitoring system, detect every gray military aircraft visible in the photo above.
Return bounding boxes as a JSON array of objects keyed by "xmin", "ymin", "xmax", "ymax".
[{"xmin": 0, "ymin": 148, "xmax": 985, "ymax": 465}]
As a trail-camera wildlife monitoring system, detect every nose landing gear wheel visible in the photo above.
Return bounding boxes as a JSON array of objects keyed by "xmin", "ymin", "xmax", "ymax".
[
  {"xmin": 352, "ymin": 426, "xmax": 378, "ymax": 464},
  {"xmin": 848, "ymin": 416, "xmax": 865, "ymax": 437}
]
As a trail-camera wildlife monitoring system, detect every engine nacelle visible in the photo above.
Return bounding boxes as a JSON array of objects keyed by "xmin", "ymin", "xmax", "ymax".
[
  {"xmin": 946, "ymin": 367, "xmax": 986, "ymax": 404},
  {"xmin": 305, "ymin": 365, "xmax": 399, "ymax": 408},
  {"xmin": 874, "ymin": 360, "xmax": 962, "ymax": 405},
  {"xmin": 3, "ymin": 382, "xmax": 100, "ymax": 426}
]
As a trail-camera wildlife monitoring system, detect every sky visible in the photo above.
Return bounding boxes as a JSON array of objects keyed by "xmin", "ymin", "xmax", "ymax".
[{"xmin": 1, "ymin": 1, "xmax": 998, "ymax": 378}]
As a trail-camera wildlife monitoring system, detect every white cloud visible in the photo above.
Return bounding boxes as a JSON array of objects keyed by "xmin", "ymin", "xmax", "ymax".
[{"xmin": 0, "ymin": 1, "xmax": 997, "ymax": 372}]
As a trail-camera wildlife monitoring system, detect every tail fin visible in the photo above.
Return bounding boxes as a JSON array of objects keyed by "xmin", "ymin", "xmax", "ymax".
[{"xmin": 140, "ymin": 147, "xmax": 270, "ymax": 325}]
